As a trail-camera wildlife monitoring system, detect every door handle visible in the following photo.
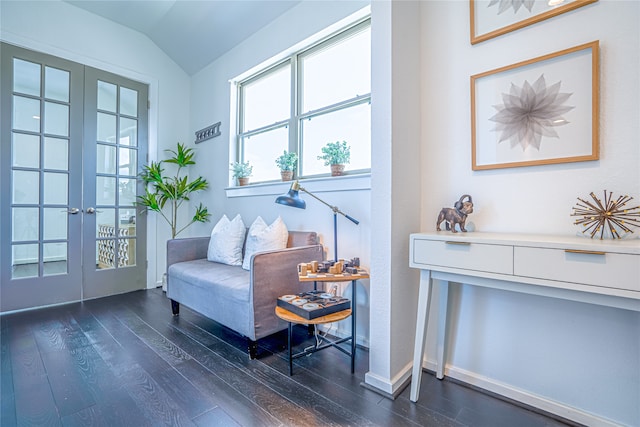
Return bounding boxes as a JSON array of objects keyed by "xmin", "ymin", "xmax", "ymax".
[
  {"xmin": 65, "ymin": 208, "xmax": 80, "ymax": 214},
  {"xmin": 85, "ymin": 207, "xmax": 103, "ymax": 214}
]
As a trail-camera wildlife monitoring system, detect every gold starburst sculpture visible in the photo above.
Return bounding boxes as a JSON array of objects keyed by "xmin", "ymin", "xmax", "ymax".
[{"xmin": 571, "ymin": 191, "xmax": 640, "ymax": 239}]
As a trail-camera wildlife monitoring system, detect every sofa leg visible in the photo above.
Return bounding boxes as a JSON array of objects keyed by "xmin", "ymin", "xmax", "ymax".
[
  {"xmin": 248, "ymin": 339, "xmax": 258, "ymax": 359},
  {"xmin": 171, "ymin": 299, "xmax": 180, "ymax": 316}
]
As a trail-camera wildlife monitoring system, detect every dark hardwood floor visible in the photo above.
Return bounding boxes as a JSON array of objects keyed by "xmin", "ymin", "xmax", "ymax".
[{"xmin": 1, "ymin": 288, "xmax": 578, "ymax": 427}]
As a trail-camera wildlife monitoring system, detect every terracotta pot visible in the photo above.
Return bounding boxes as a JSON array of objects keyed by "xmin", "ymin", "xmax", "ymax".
[
  {"xmin": 330, "ymin": 164, "xmax": 345, "ymax": 176},
  {"xmin": 238, "ymin": 177, "xmax": 249, "ymax": 186},
  {"xmin": 280, "ymin": 170, "xmax": 293, "ymax": 181}
]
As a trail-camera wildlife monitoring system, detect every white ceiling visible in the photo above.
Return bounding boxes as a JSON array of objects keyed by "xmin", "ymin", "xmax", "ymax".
[{"xmin": 64, "ymin": 0, "xmax": 302, "ymax": 75}]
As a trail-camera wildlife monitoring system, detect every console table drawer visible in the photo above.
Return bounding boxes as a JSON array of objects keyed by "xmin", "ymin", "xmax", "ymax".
[
  {"xmin": 412, "ymin": 239, "xmax": 513, "ymax": 275},
  {"xmin": 514, "ymin": 247, "xmax": 640, "ymax": 292}
]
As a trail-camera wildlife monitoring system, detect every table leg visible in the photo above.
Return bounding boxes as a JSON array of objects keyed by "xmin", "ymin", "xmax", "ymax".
[
  {"xmin": 288, "ymin": 322, "xmax": 293, "ymax": 376},
  {"xmin": 410, "ymin": 269, "xmax": 433, "ymax": 402},
  {"xmin": 351, "ymin": 278, "xmax": 357, "ymax": 373},
  {"xmin": 436, "ymin": 280, "xmax": 449, "ymax": 380}
]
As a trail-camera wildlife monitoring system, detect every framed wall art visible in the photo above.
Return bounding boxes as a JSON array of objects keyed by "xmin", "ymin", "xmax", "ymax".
[
  {"xmin": 470, "ymin": 0, "xmax": 598, "ymax": 44},
  {"xmin": 471, "ymin": 41, "xmax": 599, "ymax": 171}
]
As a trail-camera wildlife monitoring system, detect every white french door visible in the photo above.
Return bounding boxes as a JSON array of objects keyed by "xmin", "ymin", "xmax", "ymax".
[{"xmin": 0, "ymin": 43, "xmax": 148, "ymax": 312}]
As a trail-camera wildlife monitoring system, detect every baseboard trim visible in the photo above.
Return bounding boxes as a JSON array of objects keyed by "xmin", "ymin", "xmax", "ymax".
[{"xmin": 422, "ymin": 360, "xmax": 621, "ymax": 427}]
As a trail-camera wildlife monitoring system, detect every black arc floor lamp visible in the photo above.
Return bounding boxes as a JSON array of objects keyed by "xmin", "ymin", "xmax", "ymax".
[{"xmin": 275, "ymin": 180, "xmax": 359, "ymax": 262}]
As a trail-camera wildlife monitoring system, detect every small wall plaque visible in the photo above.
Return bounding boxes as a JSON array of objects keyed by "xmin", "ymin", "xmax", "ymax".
[{"xmin": 195, "ymin": 122, "xmax": 221, "ymax": 144}]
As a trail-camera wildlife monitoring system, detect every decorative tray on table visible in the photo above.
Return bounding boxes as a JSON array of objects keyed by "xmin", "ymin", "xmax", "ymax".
[{"xmin": 277, "ymin": 291, "xmax": 351, "ymax": 320}]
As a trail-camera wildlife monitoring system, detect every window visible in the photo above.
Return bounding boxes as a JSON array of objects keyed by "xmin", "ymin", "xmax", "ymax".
[{"xmin": 236, "ymin": 19, "xmax": 371, "ymax": 183}]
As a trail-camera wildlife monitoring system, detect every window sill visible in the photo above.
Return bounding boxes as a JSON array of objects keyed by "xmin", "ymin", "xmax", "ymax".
[{"xmin": 225, "ymin": 173, "xmax": 371, "ymax": 198}]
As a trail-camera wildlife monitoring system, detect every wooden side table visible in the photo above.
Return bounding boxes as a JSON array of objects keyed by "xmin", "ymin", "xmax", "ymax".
[
  {"xmin": 275, "ymin": 306, "xmax": 353, "ymax": 375},
  {"xmin": 290, "ymin": 269, "xmax": 369, "ymax": 374}
]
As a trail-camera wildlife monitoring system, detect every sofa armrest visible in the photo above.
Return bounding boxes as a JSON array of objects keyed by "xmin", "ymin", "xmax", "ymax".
[
  {"xmin": 249, "ymin": 244, "xmax": 325, "ymax": 338},
  {"xmin": 167, "ymin": 237, "xmax": 210, "ymax": 270}
]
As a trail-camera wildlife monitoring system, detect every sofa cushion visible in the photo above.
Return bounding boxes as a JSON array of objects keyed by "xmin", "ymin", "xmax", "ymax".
[
  {"xmin": 242, "ymin": 216, "xmax": 288, "ymax": 270},
  {"xmin": 207, "ymin": 214, "xmax": 246, "ymax": 266},
  {"xmin": 168, "ymin": 259, "xmax": 251, "ymax": 302}
]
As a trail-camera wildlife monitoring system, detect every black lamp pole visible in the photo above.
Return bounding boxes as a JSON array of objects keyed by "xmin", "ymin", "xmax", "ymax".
[{"xmin": 275, "ymin": 180, "xmax": 359, "ymax": 262}]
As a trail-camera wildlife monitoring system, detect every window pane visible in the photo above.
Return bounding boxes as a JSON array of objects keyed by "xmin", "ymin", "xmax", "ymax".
[
  {"xmin": 301, "ymin": 102, "xmax": 371, "ymax": 176},
  {"xmin": 13, "ymin": 95, "xmax": 40, "ymax": 132},
  {"xmin": 120, "ymin": 87, "xmax": 138, "ymax": 117},
  {"xmin": 43, "ymin": 242, "xmax": 67, "ymax": 276},
  {"xmin": 97, "ymin": 144, "xmax": 116, "ymax": 174},
  {"xmin": 44, "ymin": 102, "xmax": 69, "ymax": 137},
  {"xmin": 43, "ymin": 172, "xmax": 68, "ymax": 205},
  {"xmin": 243, "ymin": 127, "xmax": 289, "ymax": 182},
  {"xmin": 97, "ymin": 81, "xmax": 117, "ymax": 112},
  {"xmin": 13, "ymin": 170, "xmax": 39, "ymax": 204},
  {"xmin": 45, "ymin": 67, "xmax": 69, "ymax": 102},
  {"xmin": 118, "ymin": 147, "xmax": 137, "ymax": 177},
  {"xmin": 13, "ymin": 133, "xmax": 40, "ymax": 168},
  {"xmin": 14, "ymin": 59, "xmax": 40, "ymax": 96},
  {"xmin": 120, "ymin": 117, "xmax": 137, "ymax": 146},
  {"xmin": 301, "ymin": 28, "xmax": 371, "ymax": 113},
  {"xmin": 243, "ymin": 65, "xmax": 290, "ymax": 131},
  {"xmin": 12, "ymin": 207, "xmax": 39, "ymax": 241},
  {"xmin": 44, "ymin": 137, "xmax": 68, "ymax": 170},
  {"xmin": 43, "ymin": 208, "xmax": 67, "ymax": 240},
  {"xmin": 97, "ymin": 112, "xmax": 116, "ymax": 143},
  {"xmin": 12, "ymin": 244, "xmax": 39, "ymax": 279}
]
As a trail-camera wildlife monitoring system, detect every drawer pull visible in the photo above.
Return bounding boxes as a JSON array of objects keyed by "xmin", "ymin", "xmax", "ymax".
[
  {"xmin": 564, "ymin": 249, "xmax": 606, "ymax": 256},
  {"xmin": 445, "ymin": 241, "xmax": 471, "ymax": 246}
]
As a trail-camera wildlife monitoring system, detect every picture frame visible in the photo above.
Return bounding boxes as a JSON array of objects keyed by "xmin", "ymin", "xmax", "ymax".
[
  {"xmin": 471, "ymin": 41, "xmax": 599, "ymax": 171},
  {"xmin": 470, "ymin": 0, "xmax": 598, "ymax": 44}
]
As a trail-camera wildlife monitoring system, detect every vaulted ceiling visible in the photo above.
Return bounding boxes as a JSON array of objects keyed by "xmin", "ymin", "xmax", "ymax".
[{"xmin": 64, "ymin": 0, "xmax": 302, "ymax": 75}]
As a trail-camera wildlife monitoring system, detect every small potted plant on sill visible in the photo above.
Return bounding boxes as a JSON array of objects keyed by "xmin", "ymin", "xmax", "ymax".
[
  {"xmin": 318, "ymin": 140, "xmax": 350, "ymax": 176},
  {"xmin": 275, "ymin": 150, "xmax": 298, "ymax": 181},
  {"xmin": 231, "ymin": 161, "xmax": 253, "ymax": 186}
]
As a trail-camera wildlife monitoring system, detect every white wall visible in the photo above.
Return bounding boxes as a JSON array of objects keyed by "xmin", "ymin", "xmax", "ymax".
[
  {"xmin": 416, "ymin": 1, "xmax": 639, "ymax": 425},
  {"xmin": 188, "ymin": 1, "xmax": 371, "ymax": 344},
  {"xmin": 1, "ymin": 0, "xmax": 191, "ymax": 288}
]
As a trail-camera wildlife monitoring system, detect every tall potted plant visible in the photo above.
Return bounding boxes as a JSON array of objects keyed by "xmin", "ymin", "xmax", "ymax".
[
  {"xmin": 318, "ymin": 140, "xmax": 351, "ymax": 176},
  {"xmin": 275, "ymin": 150, "xmax": 298, "ymax": 181},
  {"xmin": 137, "ymin": 142, "xmax": 210, "ymax": 239}
]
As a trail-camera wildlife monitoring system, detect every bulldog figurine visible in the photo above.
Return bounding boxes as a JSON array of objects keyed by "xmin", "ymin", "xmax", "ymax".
[{"xmin": 436, "ymin": 195, "xmax": 474, "ymax": 233}]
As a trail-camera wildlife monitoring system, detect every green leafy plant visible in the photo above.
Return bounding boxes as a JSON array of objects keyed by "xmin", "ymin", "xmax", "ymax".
[
  {"xmin": 230, "ymin": 161, "xmax": 253, "ymax": 178},
  {"xmin": 137, "ymin": 142, "xmax": 210, "ymax": 239},
  {"xmin": 275, "ymin": 151, "xmax": 298, "ymax": 171},
  {"xmin": 317, "ymin": 140, "xmax": 351, "ymax": 166}
]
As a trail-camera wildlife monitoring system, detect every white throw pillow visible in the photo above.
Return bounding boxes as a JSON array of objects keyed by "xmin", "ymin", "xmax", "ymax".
[
  {"xmin": 207, "ymin": 214, "xmax": 246, "ymax": 266},
  {"xmin": 242, "ymin": 216, "xmax": 289, "ymax": 270}
]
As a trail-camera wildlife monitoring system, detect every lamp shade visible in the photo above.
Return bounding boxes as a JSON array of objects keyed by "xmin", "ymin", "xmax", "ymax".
[{"xmin": 275, "ymin": 188, "xmax": 306, "ymax": 209}]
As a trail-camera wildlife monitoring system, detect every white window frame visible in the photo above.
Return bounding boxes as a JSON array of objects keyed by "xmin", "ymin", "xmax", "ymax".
[{"xmin": 232, "ymin": 15, "xmax": 371, "ymax": 187}]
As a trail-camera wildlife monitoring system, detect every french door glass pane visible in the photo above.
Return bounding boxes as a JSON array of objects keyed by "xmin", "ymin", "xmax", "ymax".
[
  {"xmin": 97, "ymin": 80, "xmax": 117, "ymax": 112},
  {"xmin": 97, "ymin": 112, "xmax": 116, "ymax": 142},
  {"xmin": 96, "ymin": 176, "xmax": 116, "ymax": 205},
  {"xmin": 118, "ymin": 178, "xmax": 136, "ymax": 205},
  {"xmin": 12, "ymin": 170, "xmax": 39, "ymax": 204},
  {"xmin": 13, "ymin": 96, "xmax": 40, "ymax": 132},
  {"xmin": 13, "ymin": 59, "xmax": 40, "ymax": 96},
  {"xmin": 12, "ymin": 133, "xmax": 40, "ymax": 168},
  {"xmin": 43, "ymin": 137, "xmax": 68, "ymax": 170},
  {"xmin": 97, "ymin": 144, "xmax": 117, "ymax": 174},
  {"xmin": 120, "ymin": 87, "xmax": 138, "ymax": 117},
  {"xmin": 118, "ymin": 147, "xmax": 136, "ymax": 176},
  {"xmin": 243, "ymin": 126, "xmax": 289, "ymax": 182},
  {"xmin": 43, "ymin": 208, "xmax": 67, "ymax": 240},
  {"xmin": 43, "ymin": 242, "xmax": 67, "ymax": 276},
  {"xmin": 43, "ymin": 172, "xmax": 68, "ymax": 205},
  {"xmin": 301, "ymin": 28, "xmax": 371, "ymax": 113},
  {"xmin": 243, "ymin": 65, "xmax": 290, "ymax": 131},
  {"xmin": 12, "ymin": 244, "xmax": 39, "ymax": 279},
  {"xmin": 12, "ymin": 208, "xmax": 39, "ymax": 241},
  {"xmin": 96, "ymin": 209, "xmax": 116, "ymax": 235},
  {"xmin": 119, "ymin": 117, "xmax": 137, "ymax": 146},
  {"xmin": 119, "ymin": 208, "xmax": 137, "ymax": 229},
  {"xmin": 301, "ymin": 102, "xmax": 371, "ymax": 176},
  {"xmin": 45, "ymin": 67, "xmax": 69, "ymax": 102},
  {"xmin": 44, "ymin": 102, "xmax": 69, "ymax": 136}
]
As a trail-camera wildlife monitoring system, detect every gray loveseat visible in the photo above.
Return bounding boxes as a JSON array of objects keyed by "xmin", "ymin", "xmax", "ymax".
[{"xmin": 166, "ymin": 231, "xmax": 324, "ymax": 358}]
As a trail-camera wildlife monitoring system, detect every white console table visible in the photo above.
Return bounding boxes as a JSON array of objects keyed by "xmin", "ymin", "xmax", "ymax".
[{"xmin": 409, "ymin": 231, "xmax": 640, "ymax": 402}]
